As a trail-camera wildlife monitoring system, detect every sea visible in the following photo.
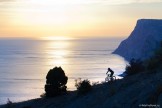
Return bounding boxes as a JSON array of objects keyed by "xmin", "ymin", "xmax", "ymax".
[{"xmin": 0, "ymin": 37, "xmax": 128, "ymax": 104}]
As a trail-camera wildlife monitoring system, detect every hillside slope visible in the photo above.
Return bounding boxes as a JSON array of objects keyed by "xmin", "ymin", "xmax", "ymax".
[{"xmin": 0, "ymin": 69, "xmax": 162, "ymax": 108}]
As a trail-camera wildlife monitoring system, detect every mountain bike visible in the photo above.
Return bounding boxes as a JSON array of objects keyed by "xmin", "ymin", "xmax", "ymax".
[{"xmin": 105, "ymin": 73, "xmax": 116, "ymax": 82}]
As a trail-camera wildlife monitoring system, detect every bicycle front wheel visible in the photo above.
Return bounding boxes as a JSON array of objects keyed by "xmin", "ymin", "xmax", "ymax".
[{"xmin": 105, "ymin": 77, "xmax": 110, "ymax": 82}]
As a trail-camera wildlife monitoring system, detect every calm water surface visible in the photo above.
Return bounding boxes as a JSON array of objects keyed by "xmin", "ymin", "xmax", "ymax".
[{"xmin": 0, "ymin": 37, "xmax": 127, "ymax": 104}]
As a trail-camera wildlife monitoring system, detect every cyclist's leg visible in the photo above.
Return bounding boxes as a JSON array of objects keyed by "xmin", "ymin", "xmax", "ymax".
[{"xmin": 110, "ymin": 76, "xmax": 113, "ymax": 81}]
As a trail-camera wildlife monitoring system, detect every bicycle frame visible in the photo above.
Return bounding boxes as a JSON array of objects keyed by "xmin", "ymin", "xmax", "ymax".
[{"xmin": 105, "ymin": 74, "xmax": 116, "ymax": 82}]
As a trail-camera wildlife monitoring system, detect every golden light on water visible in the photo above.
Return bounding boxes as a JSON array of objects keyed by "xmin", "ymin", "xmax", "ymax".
[
  {"xmin": 45, "ymin": 39, "xmax": 71, "ymax": 66},
  {"xmin": 51, "ymin": 50, "xmax": 68, "ymax": 58},
  {"xmin": 44, "ymin": 39, "xmax": 74, "ymax": 89},
  {"xmin": 51, "ymin": 59, "xmax": 67, "ymax": 66}
]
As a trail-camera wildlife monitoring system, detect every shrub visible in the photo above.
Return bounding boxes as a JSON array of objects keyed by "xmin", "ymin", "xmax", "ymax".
[
  {"xmin": 40, "ymin": 93, "xmax": 46, "ymax": 98},
  {"xmin": 155, "ymin": 41, "xmax": 162, "ymax": 60},
  {"xmin": 45, "ymin": 66, "xmax": 68, "ymax": 97},
  {"xmin": 146, "ymin": 41, "xmax": 162, "ymax": 70},
  {"xmin": 125, "ymin": 59, "xmax": 145, "ymax": 76},
  {"xmin": 75, "ymin": 79, "xmax": 92, "ymax": 95},
  {"xmin": 147, "ymin": 42, "xmax": 162, "ymax": 70},
  {"xmin": 146, "ymin": 57, "xmax": 160, "ymax": 70}
]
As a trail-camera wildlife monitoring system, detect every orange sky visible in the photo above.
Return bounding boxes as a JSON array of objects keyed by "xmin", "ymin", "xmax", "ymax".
[{"xmin": 0, "ymin": 0, "xmax": 162, "ymax": 39}]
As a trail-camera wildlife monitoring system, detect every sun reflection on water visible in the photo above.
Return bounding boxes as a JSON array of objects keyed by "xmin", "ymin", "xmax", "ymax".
[
  {"xmin": 43, "ymin": 39, "xmax": 75, "ymax": 89},
  {"xmin": 45, "ymin": 40, "xmax": 71, "ymax": 67}
]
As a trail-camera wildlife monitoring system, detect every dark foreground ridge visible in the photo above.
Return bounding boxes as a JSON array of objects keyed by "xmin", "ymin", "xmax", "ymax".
[{"xmin": 0, "ymin": 69, "xmax": 162, "ymax": 108}]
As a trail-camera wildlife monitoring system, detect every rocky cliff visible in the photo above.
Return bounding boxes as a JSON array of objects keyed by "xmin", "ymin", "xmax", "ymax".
[{"xmin": 113, "ymin": 19, "xmax": 162, "ymax": 61}]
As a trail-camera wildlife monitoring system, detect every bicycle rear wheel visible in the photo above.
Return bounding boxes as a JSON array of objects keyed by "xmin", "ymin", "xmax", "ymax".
[{"xmin": 112, "ymin": 76, "xmax": 116, "ymax": 81}]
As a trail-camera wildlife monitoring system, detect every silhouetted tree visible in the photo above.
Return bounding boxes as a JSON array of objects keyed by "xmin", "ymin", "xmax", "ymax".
[
  {"xmin": 45, "ymin": 67, "xmax": 68, "ymax": 97},
  {"xmin": 125, "ymin": 59, "xmax": 145, "ymax": 75}
]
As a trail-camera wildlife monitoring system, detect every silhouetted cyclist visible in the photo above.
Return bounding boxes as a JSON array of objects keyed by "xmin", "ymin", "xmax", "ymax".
[{"xmin": 106, "ymin": 68, "xmax": 114, "ymax": 77}]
